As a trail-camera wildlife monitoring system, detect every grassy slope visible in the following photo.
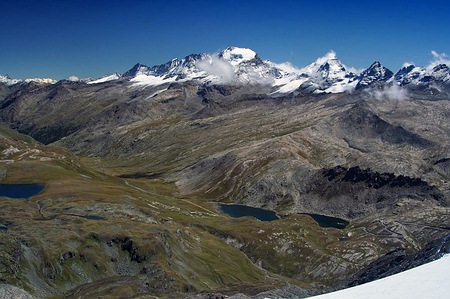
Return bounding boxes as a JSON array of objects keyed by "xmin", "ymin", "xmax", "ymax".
[
  {"xmin": 0, "ymin": 127, "xmax": 278, "ymax": 297},
  {"xmin": 0, "ymin": 104, "xmax": 448, "ymax": 298}
]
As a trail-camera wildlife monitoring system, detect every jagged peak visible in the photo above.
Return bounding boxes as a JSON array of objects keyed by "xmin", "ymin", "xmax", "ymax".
[
  {"xmin": 361, "ymin": 61, "xmax": 392, "ymax": 74},
  {"xmin": 301, "ymin": 50, "xmax": 347, "ymax": 75},
  {"xmin": 402, "ymin": 62, "xmax": 416, "ymax": 69},
  {"xmin": 368, "ymin": 61, "xmax": 383, "ymax": 68},
  {"xmin": 431, "ymin": 63, "xmax": 449, "ymax": 72},
  {"xmin": 0, "ymin": 75, "xmax": 20, "ymax": 85},
  {"xmin": 122, "ymin": 63, "xmax": 152, "ymax": 77}
]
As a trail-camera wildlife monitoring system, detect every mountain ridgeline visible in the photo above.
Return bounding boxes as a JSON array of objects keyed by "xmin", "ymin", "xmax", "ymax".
[
  {"xmin": 2, "ymin": 47, "xmax": 450, "ymax": 96},
  {"xmin": 0, "ymin": 47, "xmax": 449, "ymax": 298}
]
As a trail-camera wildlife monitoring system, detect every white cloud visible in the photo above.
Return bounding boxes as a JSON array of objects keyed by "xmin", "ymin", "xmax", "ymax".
[
  {"xmin": 196, "ymin": 56, "xmax": 237, "ymax": 83},
  {"xmin": 314, "ymin": 50, "xmax": 337, "ymax": 65},
  {"xmin": 68, "ymin": 75, "xmax": 79, "ymax": 81},
  {"xmin": 428, "ymin": 50, "xmax": 450, "ymax": 70},
  {"xmin": 274, "ymin": 61, "xmax": 300, "ymax": 73},
  {"xmin": 373, "ymin": 83, "xmax": 409, "ymax": 101},
  {"xmin": 347, "ymin": 66, "xmax": 364, "ymax": 74}
]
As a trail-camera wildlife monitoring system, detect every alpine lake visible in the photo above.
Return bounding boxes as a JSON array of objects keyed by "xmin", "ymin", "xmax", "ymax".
[{"xmin": 218, "ymin": 203, "xmax": 349, "ymax": 229}]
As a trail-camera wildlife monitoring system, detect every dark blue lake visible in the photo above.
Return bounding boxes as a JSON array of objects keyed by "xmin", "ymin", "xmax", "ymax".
[
  {"xmin": 67, "ymin": 214, "xmax": 105, "ymax": 220},
  {"xmin": 218, "ymin": 204, "xmax": 279, "ymax": 222},
  {"xmin": 0, "ymin": 184, "xmax": 45, "ymax": 199},
  {"xmin": 304, "ymin": 213, "xmax": 349, "ymax": 229}
]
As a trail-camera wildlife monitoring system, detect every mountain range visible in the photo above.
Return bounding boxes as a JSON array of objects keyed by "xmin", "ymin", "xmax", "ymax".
[
  {"xmin": 0, "ymin": 47, "xmax": 449, "ymax": 298},
  {"xmin": 2, "ymin": 47, "xmax": 450, "ymax": 96}
]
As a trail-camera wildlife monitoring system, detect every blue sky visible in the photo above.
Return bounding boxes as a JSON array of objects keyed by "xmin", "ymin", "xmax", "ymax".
[{"xmin": 1, "ymin": 0, "xmax": 449, "ymax": 80}]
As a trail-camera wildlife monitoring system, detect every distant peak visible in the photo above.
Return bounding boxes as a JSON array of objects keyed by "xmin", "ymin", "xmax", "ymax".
[
  {"xmin": 402, "ymin": 62, "xmax": 415, "ymax": 69},
  {"xmin": 220, "ymin": 46, "xmax": 257, "ymax": 63},
  {"xmin": 369, "ymin": 61, "xmax": 383, "ymax": 68},
  {"xmin": 432, "ymin": 63, "xmax": 449, "ymax": 71},
  {"xmin": 123, "ymin": 63, "xmax": 150, "ymax": 77}
]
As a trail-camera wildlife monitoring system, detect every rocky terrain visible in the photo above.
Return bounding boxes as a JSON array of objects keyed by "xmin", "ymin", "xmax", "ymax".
[{"xmin": 0, "ymin": 47, "xmax": 449, "ymax": 298}]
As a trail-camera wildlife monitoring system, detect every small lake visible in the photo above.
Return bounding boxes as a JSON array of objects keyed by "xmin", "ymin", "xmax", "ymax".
[
  {"xmin": 68, "ymin": 214, "xmax": 105, "ymax": 220},
  {"xmin": 304, "ymin": 213, "xmax": 349, "ymax": 229},
  {"xmin": 218, "ymin": 204, "xmax": 279, "ymax": 222},
  {"xmin": 0, "ymin": 184, "xmax": 45, "ymax": 199}
]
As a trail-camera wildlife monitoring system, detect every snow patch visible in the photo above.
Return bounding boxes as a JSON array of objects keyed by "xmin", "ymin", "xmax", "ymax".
[
  {"xmin": 306, "ymin": 255, "xmax": 450, "ymax": 299},
  {"xmin": 273, "ymin": 77, "xmax": 308, "ymax": 94},
  {"xmin": 323, "ymin": 79, "xmax": 358, "ymax": 93},
  {"xmin": 130, "ymin": 74, "xmax": 175, "ymax": 86},
  {"xmin": 88, "ymin": 73, "xmax": 121, "ymax": 84},
  {"xmin": 221, "ymin": 47, "xmax": 257, "ymax": 65},
  {"xmin": 145, "ymin": 88, "xmax": 168, "ymax": 99}
]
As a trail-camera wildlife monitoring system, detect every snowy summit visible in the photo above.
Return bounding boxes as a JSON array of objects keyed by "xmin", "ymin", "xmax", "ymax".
[{"xmin": 219, "ymin": 47, "xmax": 258, "ymax": 65}]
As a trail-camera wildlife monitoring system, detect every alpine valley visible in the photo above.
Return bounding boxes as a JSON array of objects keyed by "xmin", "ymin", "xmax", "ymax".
[{"xmin": 0, "ymin": 47, "xmax": 449, "ymax": 298}]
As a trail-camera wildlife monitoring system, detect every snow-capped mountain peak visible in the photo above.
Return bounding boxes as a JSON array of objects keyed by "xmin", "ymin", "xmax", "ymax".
[
  {"xmin": 219, "ymin": 47, "xmax": 258, "ymax": 66},
  {"xmin": 0, "ymin": 75, "xmax": 56, "ymax": 86},
  {"xmin": 394, "ymin": 62, "xmax": 450, "ymax": 86},
  {"xmin": 123, "ymin": 63, "xmax": 153, "ymax": 77},
  {"xmin": 83, "ymin": 46, "xmax": 450, "ymax": 95},
  {"xmin": 300, "ymin": 51, "xmax": 354, "ymax": 81},
  {"xmin": 355, "ymin": 61, "xmax": 393, "ymax": 89},
  {"xmin": 430, "ymin": 64, "xmax": 450, "ymax": 83},
  {"xmin": 0, "ymin": 75, "xmax": 21, "ymax": 86},
  {"xmin": 278, "ymin": 51, "xmax": 360, "ymax": 94}
]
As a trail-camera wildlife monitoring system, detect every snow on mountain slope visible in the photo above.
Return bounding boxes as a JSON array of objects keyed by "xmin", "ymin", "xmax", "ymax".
[
  {"xmin": 88, "ymin": 73, "xmax": 121, "ymax": 84},
  {"xmin": 5, "ymin": 47, "xmax": 446, "ymax": 94},
  {"xmin": 125, "ymin": 47, "xmax": 450, "ymax": 95},
  {"xmin": 130, "ymin": 74, "xmax": 178, "ymax": 86},
  {"xmin": 306, "ymin": 255, "xmax": 450, "ymax": 299},
  {"xmin": 0, "ymin": 75, "xmax": 56, "ymax": 85},
  {"xmin": 271, "ymin": 51, "xmax": 359, "ymax": 94},
  {"xmin": 395, "ymin": 63, "xmax": 450, "ymax": 86},
  {"xmin": 300, "ymin": 51, "xmax": 349, "ymax": 80},
  {"xmin": 355, "ymin": 61, "xmax": 393, "ymax": 89},
  {"xmin": 0, "ymin": 75, "xmax": 21, "ymax": 85},
  {"xmin": 219, "ymin": 47, "xmax": 257, "ymax": 66},
  {"xmin": 429, "ymin": 64, "xmax": 450, "ymax": 83}
]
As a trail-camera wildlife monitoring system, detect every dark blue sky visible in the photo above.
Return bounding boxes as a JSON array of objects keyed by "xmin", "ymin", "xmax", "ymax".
[{"xmin": 1, "ymin": 0, "xmax": 449, "ymax": 79}]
